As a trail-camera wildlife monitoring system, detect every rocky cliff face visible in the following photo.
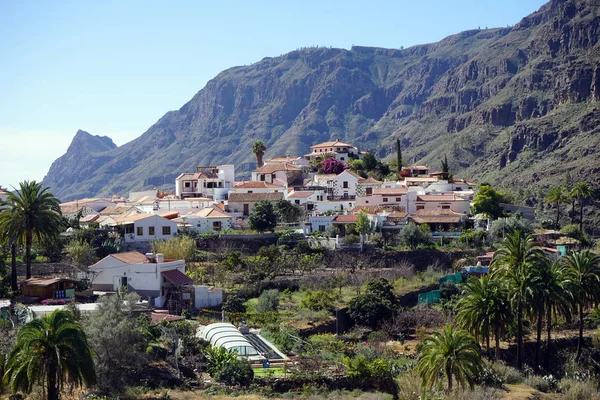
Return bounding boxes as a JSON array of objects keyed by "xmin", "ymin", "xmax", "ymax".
[{"xmin": 44, "ymin": 0, "xmax": 600, "ymax": 205}]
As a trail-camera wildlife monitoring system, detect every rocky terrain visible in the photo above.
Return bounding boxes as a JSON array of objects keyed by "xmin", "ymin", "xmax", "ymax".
[{"xmin": 44, "ymin": 0, "xmax": 600, "ymax": 214}]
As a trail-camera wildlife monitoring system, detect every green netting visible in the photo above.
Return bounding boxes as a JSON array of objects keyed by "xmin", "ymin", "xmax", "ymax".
[
  {"xmin": 418, "ymin": 290, "xmax": 441, "ymax": 305},
  {"xmin": 439, "ymin": 272, "xmax": 462, "ymax": 285}
]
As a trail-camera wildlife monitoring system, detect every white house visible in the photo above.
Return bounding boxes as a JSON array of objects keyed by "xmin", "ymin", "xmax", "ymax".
[
  {"xmin": 264, "ymin": 155, "xmax": 310, "ymax": 168},
  {"xmin": 304, "ymin": 139, "xmax": 364, "ymax": 162},
  {"xmin": 286, "ymin": 190, "xmax": 325, "ymax": 212},
  {"xmin": 176, "ymin": 208, "xmax": 233, "ymax": 233},
  {"xmin": 356, "ymin": 187, "xmax": 408, "ymax": 208},
  {"xmin": 408, "ymin": 193, "xmax": 471, "ymax": 215},
  {"xmin": 226, "ymin": 192, "xmax": 283, "ymax": 216},
  {"xmin": 307, "ymin": 215, "xmax": 334, "ymax": 233},
  {"xmin": 230, "ymin": 181, "xmax": 287, "ymax": 194},
  {"xmin": 251, "ymin": 163, "xmax": 303, "ymax": 187},
  {"xmin": 175, "ymin": 165, "xmax": 235, "ymax": 201},
  {"xmin": 88, "ymin": 251, "xmax": 189, "ymax": 298},
  {"xmin": 110, "ymin": 214, "xmax": 178, "ymax": 243}
]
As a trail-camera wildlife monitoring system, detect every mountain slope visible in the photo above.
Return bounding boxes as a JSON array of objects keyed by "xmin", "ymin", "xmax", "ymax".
[{"xmin": 44, "ymin": 0, "xmax": 600, "ymax": 207}]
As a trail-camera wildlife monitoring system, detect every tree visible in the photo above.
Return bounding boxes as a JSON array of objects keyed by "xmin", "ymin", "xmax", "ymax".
[
  {"xmin": 563, "ymin": 250, "xmax": 600, "ymax": 359},
  {"xmin": 348, "ymin": 278, "xmax": 398, "ymax": 329},
  {"xmin": 3, "ymin": 309, "xmax": 96, "ymax": 400},
  {"xmin": 322, "ymin": 157, "xmax": 345, "ymax": 174},
  {"xmin": 252, "ymin": 140, "xmax": 267, "ymax": 168},
  {"xmin": 441, "ymin": 154, "xmax": 450, "ymax": 180},
  {"xmin": 0, "ymin": 181, "xmax": 63, "ymax": 279},
  {"xmin": 399, "ymin": 222, "xmax": 429, "ymax": 249},
  {"xmin": 273, "ymin": 200, "xmax": 303, "ymax": 223},
  {"xmin": 248, "ymin": 200, "xmax": 277, "ymax": 233},
  {"xmin": 490, "ymin": 215, "xmax": 532, "ymax": 240},
  {"xmin": 256, "ymin": 289, "xmax": 280, "ymax": 313},
  {"xmin": 570, "ymin": 181, "xmax": 594, "ymax": 232},
  {"xmin": 472, "ymin": 184, "xmax": 504, "ymax": 219},
  {"xmin": 545, "ymin": 186, "xmax": 569, "ymax": 229},
  {"xmin": 85, "ymin": 293, "xmax": 148, "ymax": 393},
  {"xmin": 490, "ymin": 231, "xmax": 544, "ymax": 369},
  {"xmin": 396, "ymin": 138, "xmax": 403, "ymax": 173},
  {"xmin": 361, "ymin": 153, "xmax": 378, "ymax": 171},
  {"xmin": 355, "ymin": 212, "xmax": 371, "ymax": 235},
  {"xmin": 417, "ymin": 324, "xmax": 483, "ymax": 392},
  {"xmin": 455, "ymin": 276, "xmax": 511, "ymax": 360},
  {"xmin": 67, "ymin": 240, "xmax": 97, "ymax": 266},
  {"xmin": 532, "ymin": 259, "xmax": 571, "ymax": 367}
]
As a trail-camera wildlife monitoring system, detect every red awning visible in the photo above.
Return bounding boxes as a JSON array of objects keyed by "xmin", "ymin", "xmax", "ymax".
[{"xmin": 161, "ymin": 269, "xmax": 193, "ymax": 286}]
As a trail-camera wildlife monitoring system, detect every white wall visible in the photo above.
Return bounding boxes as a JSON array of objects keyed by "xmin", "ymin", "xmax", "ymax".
[
  {"xmin": 195, "ymin": 286, "xmax": 223, "ymax": 308},
  {"xmin": 313, "ymin": 200, "xmax": 355, "ymax": 214},
  {"xmin": 183, "ymin": 216, "xmax": 232, "ymax": 233},
  {"xmin": 123, "ymin": 215, "xmax": 178, "ymax": 243},
  {"xmin": 308, "ymin": 216, "xmax": 334, "ymax": 233}
]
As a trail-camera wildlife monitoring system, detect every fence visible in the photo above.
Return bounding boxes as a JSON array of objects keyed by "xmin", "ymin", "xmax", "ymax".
[{"xmin": 418, "ymin": 290, "xmax": 441, "ymax": 305}]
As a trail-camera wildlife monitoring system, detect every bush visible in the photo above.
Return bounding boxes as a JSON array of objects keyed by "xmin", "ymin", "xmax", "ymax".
[
  {"xmin": 214, "ymin": 358, "xmax": 254, "ymax": 387},
  {"xmin": 399, "ymin": 222, "xmax": 429, "ymax": 249},
  {"xmin": 525, "ymin": 374, "xmax": 558, "ymax": 393},
  {"xmin": 256, "ymin": 289, "xmax": 280, "ymax": 313},
  {"xmin": 342, "ymin": 235, "xmax": 360, "ymax": 246},
  {"xmin": 301, "ymin": 290, "xmax": 335, "ymax": 311},
  {"xmin": 348, "ymin": 278, "xmax": 398, "ymax": 329},
  {"xmin": 558, "ymin": 378, "xmax": 600, "ymax": 400},
  {"xmin": 488, "ymin": 361, "xmax": 523, "ymax": 384},
  {"xmin": 459, "ymin": 230, "xmax": 488, "ymax": 247},
  {"xmin": 223, "ymin": 295, "xmax": 246, "ymax": 313}
]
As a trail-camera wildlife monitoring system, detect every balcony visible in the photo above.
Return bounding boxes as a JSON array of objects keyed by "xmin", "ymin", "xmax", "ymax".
[
  {"xmin": 326, "ymin": 195, "xmax": 356, "ymax": 201},
  {"xmin": 430, "ymin": 232, "xmax": 462, "ymax": 237}
]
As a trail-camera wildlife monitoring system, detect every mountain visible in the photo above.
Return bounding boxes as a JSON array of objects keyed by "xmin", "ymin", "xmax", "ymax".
[{"xmin": 44, "ymin": 0, "xmax": 600, "ymax": 209}]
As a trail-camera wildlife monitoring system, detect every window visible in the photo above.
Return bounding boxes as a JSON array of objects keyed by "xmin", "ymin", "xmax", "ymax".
[
  {"xmin": 149, "ymin": 226, "xmax": 155, "ymax": 235},
  {"xmin": 366, "ymin": 188, "xmax": 373, "ymax": 195},
  {"xmin": 442, "ymin": 205, "xmax": 451, "ymax": 210},
  {"xmin": 417, "ymin": 205, "xmax": 425, "ymax": 211},
  {"xmin": 213, "ymin": 221, "xmax": 222, "ymax": 231},
  {"xmin": 162, "ymin": 226, "xmax": 171, "ymax": 235},
  {"xmin": 337, "ymin": 147, "xmax": 340, "ymax": 151},
  {"xmin": 365, "ymin": 200, "xmax": 369, "ymax": 204},
  {"xmin": 396, "ymin": 197, "xmax": 402, "ymax": 202},
  {"xmin": 137, "ymin": 227, "xmax": 143, "ymax": 236},
  {"xmin": 247, "ymin": 190, "xmax": 253, "ymax": 193},
  {"xmin": 343, "ymin": 181, "xmax": 349, "ymax": 189},
  {"xmin": 121, "ymin": 277, "xmax": 128, "ymax": 287},
  {"xmin": 184, "ymin": 182, "xmax": 190, "ymax": 188},
  {"xmin": 319, "ymin": 225, "xmax": 326, "ymax": 232},
  {"xmin": 295, "ymin": 200, "xmax": 300, "ymax": 205},
  {"xmin": 124, "ymin": 225, "xmax": 134, "ymax": 234},
  {"xmin": 383, "ymin": 197, "xmax": 388, "ymax": 202},
  {"xmin": 260, "ymin": 174, "xmax": 265, "ymax": 181}
]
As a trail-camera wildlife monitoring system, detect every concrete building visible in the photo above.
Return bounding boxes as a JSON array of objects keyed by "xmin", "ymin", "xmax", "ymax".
[{"xmin": 110, "ymin": 214, "xmax": 178, "ymax": 243}]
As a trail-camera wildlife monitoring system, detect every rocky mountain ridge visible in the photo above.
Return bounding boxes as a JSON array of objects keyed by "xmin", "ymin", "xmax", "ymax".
[{"xmin": 43, "ymin": 0, "xmax": 600, "ymax": 212}]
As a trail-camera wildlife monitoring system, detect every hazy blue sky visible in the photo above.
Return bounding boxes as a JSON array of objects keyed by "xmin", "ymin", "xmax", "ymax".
[{"xmin": 0, "ymin": 0, "xmax": 547, "ymax": 189}]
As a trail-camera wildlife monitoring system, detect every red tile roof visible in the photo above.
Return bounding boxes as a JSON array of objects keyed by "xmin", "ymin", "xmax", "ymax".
[
  {"xmin": 150, "ymin": 312, "xmax": 185, "ymax": 323},
  {"xmin": 111, "ymin": 251, "xmax": 150, "ymax": 265},
  {"xmin": 252, "ymin": 163, "xmax": 300, "ymax": 173},
  {"xmin": 372, "ymin": 188, "xmax": 408, "ymax": 196},
  {"xmin": 310, "ymin": 139, "xmax": 355, "ymax": 149},
  {"xmin": 332, "ymin": 215, "xmax": 358, "ymax": 223},
  {"xmin": 288, "ymin": 191, "xmax": 314, "ymax": 199},
  {"xmin": 161, "ymin": 269, "xmax": 193, "ymax": 286},
  {"xmin": 417, "ymin": 194, "xmax": 464, "ymax": 202},
  {"xmin": 234, "ymin": 181, "xmax": 282, "ymax": 189},
  {"xmin": 228, "ymin": 192, "xmax": 283, "ymax": 202}
]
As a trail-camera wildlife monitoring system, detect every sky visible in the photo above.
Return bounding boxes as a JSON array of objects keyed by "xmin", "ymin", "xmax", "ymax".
[{"xmin": 0, "ymin": 0, "xmax": 547, "ymax": 190}]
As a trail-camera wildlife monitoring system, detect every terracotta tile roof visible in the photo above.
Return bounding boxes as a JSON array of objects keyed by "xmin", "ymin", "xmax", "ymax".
[
  {"xmin": 79, "ymin": 214, "xmax": 99, "ymax": 223},
  {"xmin": 159, "ymin": 211, "xmax": 180, "ymax": 220},
  {"xmin": 60, "ymin": 204, "xmax": 85, "ymax": 214},
  {"xmin": 212, "ymin": 203, "xmax": 226, "ymax": 211},
  {"xmin": 310, "ymin": 139, "xmax": 354, "ymax": 149},
  {"xmin": 161, "ymin": 269, "xmax": 193, "ymax": 286},
  {"xmin": 110, "ymin": 251, "xmax": 150, "ymax": 264},
  {"xmin": 99, "ymin": 206, "xmax": 136, "ymax": 216},
  {"xmin": 372, "ymin": 188, "xmax": 408, "ymax": 196},
  {"xmin": 177, "ymin": 172, "xmax": 201, "ymax": 180},
  {"xmin": 192, "ymin": 208, "xmax": 232, "ymax": 219},
  {"xmin": 252, "ymin": 163, "xmax": 300, "ymax": 173},
  {"xmin": 228, "ymin": 192, "xmax": 283, "ymax": 202},
  {"xmin": 234, "ymin": 181, "xmax": 282, "ymax": 189},
  {"xmin": 332, "ymin": 215, "xmax": 358, "ymax": 223},
  {"xmin": 288, "ymin": 191, "xmax": 314, "ymax": 199},
  {"xmin": 150, "ymin": 312, "xmax": 185, "ymax": 323},
  {"xmin": 114, "ymin": 213, "xmax": 166, "ymax": 224},
  {"xmin": 358, "ymin": 177, "xmax": 382, "ymax": 184},
  {"xmin": 405, "ymin": 177, "xmax": 438, "ymax": 182},
  {"xmin": 349, "ymin": 205, "xmax": 386, "ymax": 215},
  {"xmin": 387, "ymin": 211, "xmax": 408, "ymax": 219}
]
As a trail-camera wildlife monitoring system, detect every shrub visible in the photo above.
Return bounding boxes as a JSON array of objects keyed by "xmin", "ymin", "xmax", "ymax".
[
  {"xmin": 301, "ymin": 290, "xmax": 335, "ymax": 311},
  {"xmin": 525, "ymin": 374, "xmax": 558, "ymax": 393},
  {"xmin": 256, "ymin": 289, "xmax": 280, "ymax": 313},
  {"xmin": 458, "ymin": 230, "xmax": 488, "ymax": 247},
  {"xmin": 348, "ymin": 278, "xmax": 398, "ymax": 329},
  {"xmin": 558, "ymin": 378, "xmax": 600, "ymax": 400},
  {"xmin": 399, "ymin": 222, "xmax": 429, "ymax": 249},
  {"xmin": 222, "ymin": 295, "xmax": 246, "ymax": 313},
  {"xmin": 488, "ymin": 361, "xmax": 523, "ymax": 384},
  {"xmin": 205, "ymin": 345, "xmax": 238, "ymax": 376},
  {"xmin": 342, "ymin": 235, "xmax": 360, "ymax": 246},
  {"xmin": 152, "ymin": 236, "xmax": 197, "ymax": 263},
  {"xmin": 214, "ymin": 358, "xmax": 254, "ymax": 387}
]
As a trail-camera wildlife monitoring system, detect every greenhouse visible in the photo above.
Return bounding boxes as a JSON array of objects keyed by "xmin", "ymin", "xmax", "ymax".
[{"xmin": 199, "ymin": 323, "xmax": 260, "ymax": 357}]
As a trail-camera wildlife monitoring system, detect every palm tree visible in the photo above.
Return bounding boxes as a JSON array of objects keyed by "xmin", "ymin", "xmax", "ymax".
[
  {"xmin": 417, "ymin": 324, "xmax": 483, "ymax": 392},
  {"xmin": 530, "ymin": 258, "xmax": 572, "ymax": 368},
  {"xmin": 3, "ymin": 309, "xmax": 96, "ymax": 400},
  {"xmin": 491, "ymin": 230, "xmax": 544, "ymax": 369},
  {"xmin": 252, "ymin": 140, "xmax": 267, "ymax": 168},
  {"xmin": 563, "ymin": 250, "xmax": 600, "ymax": 359},
  {"xmin": 571, "ymin": 181, "xmax": 594, "ymax": 232},
  {"xmin": 0, "ymin": 181, "xmax": 62, "ymax": 279},
  {"xmin": 545, "ymin": 186, "xmax": 568, "ymax": 229}
]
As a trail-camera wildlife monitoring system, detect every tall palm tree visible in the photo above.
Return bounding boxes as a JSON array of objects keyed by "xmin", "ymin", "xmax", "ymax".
[
  {"xmin": 563, "ymin": 250, "xmax": 600, "ymax": 359},
  {"xmin": 0, "ymin": 181, "xmax": 62, "ymax": 279},
  {"xmin": 417, "ymin": 324, "xmax": 483, "ymax": 392},
  {"xmin": 530, "ymin": 258, "xmax": 572, "ymax": 368},
  {"xmin": 545, "ymin": 186, "xmax": 569, "ymax": 229},
  {"xmin": 571, "ymin": 181, "xmax": 594, "ymax": 232},
  {"xmin": 3, "ymin": 309, "xmax": 96, "ymax": 400},
  {"xmin": 252, "ymin": 140, "xmax": 267, "ymax": 168},
  {"xmin": 491, "ymin": 230, "xmax": 544, "ymax": 369}
]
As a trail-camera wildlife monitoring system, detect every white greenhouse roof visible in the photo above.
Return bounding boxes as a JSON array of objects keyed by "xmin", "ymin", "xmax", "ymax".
[{"xmin": 200, "ymin": 323, "xmax": 259, "ymax": 356}]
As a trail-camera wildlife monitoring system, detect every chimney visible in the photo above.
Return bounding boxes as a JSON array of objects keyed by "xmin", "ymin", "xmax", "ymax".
[{"xmin": 156, "ymin": 253, "xmax": 165, "ymax": 263}]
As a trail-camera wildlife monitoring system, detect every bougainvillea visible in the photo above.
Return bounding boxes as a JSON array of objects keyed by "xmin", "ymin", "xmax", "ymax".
[{"xmin": 322, "ymin": 157, "xmax": 346, "ymax": 174}]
